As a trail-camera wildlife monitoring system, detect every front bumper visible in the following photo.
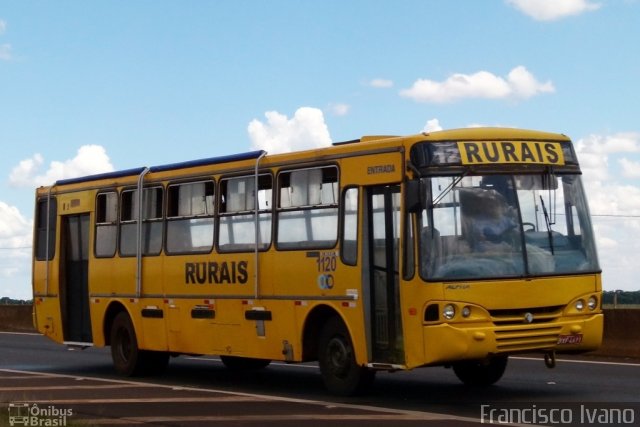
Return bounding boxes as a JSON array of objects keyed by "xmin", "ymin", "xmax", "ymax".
[{"xmin": 422, "ymin": 313, "xmax": 603, "ymax": 365}]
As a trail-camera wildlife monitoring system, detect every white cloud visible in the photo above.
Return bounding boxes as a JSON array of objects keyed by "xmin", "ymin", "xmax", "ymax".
[
  {"xmin": 592, "ymin": 214, "xmax": 640, "ymax": 292},
  {"xmin": 575, "ymin": 132, "xmax": 640, "ymax": 215},
  {"xmin": 0, "ymin": 201, "xmax": 32, "ymax": 298},
  {"xmin": 400, "ymin": 66, "xmax": 554, "ymax": 103},
  {"xmin": 423, "ymin": 118, "xmax": 443, "ymax": 133},
  {"xmin": 0, "ymin": 202, "xmax": 32, "ymax": 248},
  {"xmin": 574, "ymin": 131, "xmax": 640, "ymax": 291},
  {"xmin": 9, "ymin": 145, "xmax": 115, "ymax": 188},
  {"xmin": 0, "ymin": 43, "xmax": 12, "ymax": 61},
  {"xmin": 575, "ymin": 132, "xmax": 640, "ymax": 185},
  {"xmin": 9, "ymin": 154, "xmax": 45, "ymax": 187},
  {"xmin": 0, "ymin": 20, "xmax": 13, "ymax": 61},
  {"xmin": 248, "ymin": 107, "xmax": 332, "ymax": 154},
  {"xmin": 576, "ymin": 132, "xmax": 640, "ymax": 156},
  {"xmin": 619, "ymin": 158, "xmax": 640, "ymax": 179},
  {"xmin": 328, "ymin": 103, "xmax": 350, "ymax": 116},
  {"xmin": 506, "ymin": 0, "xmax": 601, "ymax": 21},
  {"xmin": 369, "ymin": 78, "xmax": 394, "ymax": 88}
]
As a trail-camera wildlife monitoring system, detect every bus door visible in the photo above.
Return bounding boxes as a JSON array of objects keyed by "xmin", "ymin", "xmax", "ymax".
[
  {"xmin": 367, "ymin": 185, "xmax": 404, "ymax": 364},
  {"xmin": 59, "ymin": 214, "xmax": 93, "ymax": 344}
]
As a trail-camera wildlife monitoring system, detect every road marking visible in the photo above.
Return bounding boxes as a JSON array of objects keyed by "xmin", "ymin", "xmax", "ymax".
[
  {"xmin": 80, "ymin": 414, "xmax": 444, "ymax": 425},
  {"xmin": 0, "ymin": 375, "xmax": 47, "ymax": 379},
  {"xmin": 107, "ymin": 414, "xmax": 448, "ymax": 423},
  {"xmin": 185, "ymin": 356, "xmax": 320, "ymax": 369},
  {"xmin": 0, "ymin": 331, "xmax": 41, "ymax": 336},
  {"xmin": 77, "ymin": 419, "xmax": 141, "ymax": 425},
  {"xmin": 15, "ymin": 396, "xmax": 270, "ymax": 404},
  {"xmin": 0, "ymin": 368, "xmax": 479, "ymax": 424},
  {"xmin": 188, "ymin": 354, "xmax": 640, "ymax": 369},
  {"xmin": 0, "ymin": 384, "xmax": 151, "ymax": 392},
  {"xmin": 512, "ymin": 356, "xmax": 640, "ymax": 367}
]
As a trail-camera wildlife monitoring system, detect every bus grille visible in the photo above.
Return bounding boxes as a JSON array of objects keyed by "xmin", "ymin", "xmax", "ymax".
[
  {"xmin": 494, "ymin": 324, "xmax": 562, "ymax": 352},
  {"xmin": 489, "ymin": 306, "xmax": 564, "ymax": 352},
  {"xmin": 490, "ymin": 305, "xmax": 563, "ymax": 325}
]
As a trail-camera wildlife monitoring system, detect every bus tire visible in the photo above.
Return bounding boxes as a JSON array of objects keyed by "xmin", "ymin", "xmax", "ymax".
[
  {"xmin": 110, "ymin": 311, "xmax": 169, "ymax": 376},
  {"xmin": 220, "ymin": 356, "xmax": 271, "ymax": 371},
  {"xmin": 452, "ymin": 355, "xmax": 508, "ymax": 386},
  {"xmin": 318, "ymin": 317, "xmax": 375, "ymax": 396}
]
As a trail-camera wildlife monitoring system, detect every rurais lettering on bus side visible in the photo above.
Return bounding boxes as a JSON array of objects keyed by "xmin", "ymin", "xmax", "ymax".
[{"xmin": 185, "ymin": 261, "xmax": 248, "ymax": 285}]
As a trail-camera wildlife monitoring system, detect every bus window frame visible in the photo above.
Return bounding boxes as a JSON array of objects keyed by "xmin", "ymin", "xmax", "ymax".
[
  {"xmin": 403, "ymin": 206, "xmax": 416, "ymax": 281},
  {"xmin": 35, "ymin": 196, "xmax": 57, "ymax": 261},
  {"xmin": 119, "ymin": 185, "xmax": 165, "ymax": 257},
  {"xmin": 340, "ymin": 186, "xmax": 359, "ymax": 266},
  {"xmin": 275, "ymin": 165, "xmax": 340, "ymax": 251},
  {"xmin": 217, "ymin": 173, "xmax": 273, "ymax": 254},
  {"xmin": 94, "ymin": 190, "xmax": 119, "ymax": 258},
  {"xmin": 165, "ymin": 179, "xmax": 216, "ymax": 256}
]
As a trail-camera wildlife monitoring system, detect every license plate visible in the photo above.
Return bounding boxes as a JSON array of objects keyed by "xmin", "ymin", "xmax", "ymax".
[{"xmin": 557, "ymin": 334, "xmax": 583, "ymax": 345}]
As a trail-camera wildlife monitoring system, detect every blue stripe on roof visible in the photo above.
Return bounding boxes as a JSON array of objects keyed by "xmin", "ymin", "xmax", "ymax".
[
  {"xmin": 54, "ymin": 150, "xmax": 266, "ymax": 186},
  {"xmin": 149, "ymin": 150, "xmax": 265, "ymax": 173},
  {"xmin": 55, "ymin": 167, "xmax": 148, "ymax": 186}
]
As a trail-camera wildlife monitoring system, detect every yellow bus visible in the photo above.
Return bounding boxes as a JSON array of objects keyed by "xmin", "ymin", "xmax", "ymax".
[{"xmin": 32, "ymin": 128, "xmax": 603, "ymax": 395}]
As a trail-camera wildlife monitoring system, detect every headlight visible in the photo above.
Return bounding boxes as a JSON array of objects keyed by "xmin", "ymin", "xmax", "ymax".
[
  {"xmin": 575, "ymin": 299, "xmax": 585, "ymax": 311},
  {"xmin": 588, "ymin": 296, "xmax": 598, "ymax": 311},
  {"xmin": 461, "ymin": 306, "xmax": 471, "ymax": 318},
  {"xmin": 443, "ymin": 304, "xmax": 456, "ymax": 320}
]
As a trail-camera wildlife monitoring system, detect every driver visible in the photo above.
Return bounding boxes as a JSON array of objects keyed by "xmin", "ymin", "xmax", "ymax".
[{"xmin": 460, "ymin": 188, "xmax": 518, "ymax": 252}]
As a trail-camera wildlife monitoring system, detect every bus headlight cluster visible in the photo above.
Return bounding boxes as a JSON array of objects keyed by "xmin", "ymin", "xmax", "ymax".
[
  {"xmin": 574, "ymin": 296, "xmax": 599, "ymax": 312},
  {"xmin": 442, "ymin": 304, "xmax": 473, "ymax": 320},
  {"xmin": 443, "ymin": 304, "xmax": 456, "ymax": 320}
]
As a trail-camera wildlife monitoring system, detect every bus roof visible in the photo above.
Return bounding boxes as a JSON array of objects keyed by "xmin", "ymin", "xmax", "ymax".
[
  {"xmin": 49, "ymin": 127, "xmax": 572, "ymax": 188},
  {"xmin": 334, "ymin": 128, "xmax": 570, "ymax": 146},
  {"xmin": 53, "ymin": 150, "xmax": 266, "ymax": 187},
  {"xmin": 419, "ymin": 127, "xmax": 570, "ymax": 142}
]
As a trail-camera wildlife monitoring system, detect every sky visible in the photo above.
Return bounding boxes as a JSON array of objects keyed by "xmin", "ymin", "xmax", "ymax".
[{"xmin": 1, "ymin": 0, "xmax": 640, "ymax": 299}]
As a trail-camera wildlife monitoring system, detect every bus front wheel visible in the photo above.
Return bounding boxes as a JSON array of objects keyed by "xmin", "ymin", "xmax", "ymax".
[
  {"xmin": 452, "ymin": 355, "xmax": 508, "ymax": 386},
  {"xmin": 110, "ymin": 311, "xmax": 169, "ymax": 376},
  {"xmin": 318, "ymin": 317, "xmax": 375, "ymax": 396}
]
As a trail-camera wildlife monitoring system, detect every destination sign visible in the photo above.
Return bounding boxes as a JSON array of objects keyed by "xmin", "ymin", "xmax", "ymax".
[{"xmin": 457, "ymin": 141, "xmax": 565, "ymax": 166}]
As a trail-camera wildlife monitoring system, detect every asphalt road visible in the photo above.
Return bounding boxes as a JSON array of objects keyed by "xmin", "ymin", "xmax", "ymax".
[{"xmin": 1, "ymin": 332, "xmax": 639, "ymax": 426}]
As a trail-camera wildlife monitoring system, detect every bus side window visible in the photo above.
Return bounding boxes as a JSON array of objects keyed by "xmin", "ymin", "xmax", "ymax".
[
  {"xmin": 218, "ymin": 174, "xmax": 272, "ymax": 252},
  {"xmin": 95, "ymin": 192, "xmax": 118, "ymax": 258},
  {"xmin": 35, "ymin": 197, "xmax": 57, "ymax": 261},
  {"xmin": 166, "ymin": 181, "xmax": 215, "ymax": 254},
  {"xmin": 119, "ymin": 187, "xmax": 164, "ymax": 257},
  {"xmin": 341, "ymin": 187, "xmax": 359, "ymax": 265},
  {"xmin": 277, "ymin": 166, "xmax": 339, "ymax": 250}
]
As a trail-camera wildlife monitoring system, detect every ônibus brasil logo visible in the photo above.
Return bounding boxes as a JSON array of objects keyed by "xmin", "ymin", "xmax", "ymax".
[{"xmin": 8, "ymin": 403, "xmax": 73, "ymax": 426}]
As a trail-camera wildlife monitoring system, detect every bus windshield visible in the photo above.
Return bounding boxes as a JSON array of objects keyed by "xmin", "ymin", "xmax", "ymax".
[{"xmin": 419, "ymin": 173, "xmax": 600, "ymax": 281}]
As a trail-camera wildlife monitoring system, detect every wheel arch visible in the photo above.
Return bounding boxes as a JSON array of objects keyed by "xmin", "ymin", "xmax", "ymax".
[
  {"xmin": 301, "ymin": 304, "xmax": 346, "ymax": 362},
  {"xmin": 103, "ymin": 301, "xmax": 130, "ymax": 346}
]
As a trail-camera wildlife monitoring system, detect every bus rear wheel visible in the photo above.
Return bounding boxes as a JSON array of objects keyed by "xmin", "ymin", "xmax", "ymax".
[
  {"xmin": 452, "ymin": 355, "xmax": 508, "ymax": 386},
  {"xmin": 318, "ymin": 317, "xmax": 375, "ymax": 396},
  {"xmin": 110, "ymin": 311, "xmax": 169, "ymax": 376}
]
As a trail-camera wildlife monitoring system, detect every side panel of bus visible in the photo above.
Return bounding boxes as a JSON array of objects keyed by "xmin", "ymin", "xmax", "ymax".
[{"xmin": 34, "ymin": 148, "xmax": 407, "ymax": 370}]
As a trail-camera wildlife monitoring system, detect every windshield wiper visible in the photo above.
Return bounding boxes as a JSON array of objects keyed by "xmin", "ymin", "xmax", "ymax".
[
  {"xmin": 539, "ymin": 195, "xmax": 555, "ymax": 255},
  {"xmin": 433, "ymin": 170, "xmax": 470, "ymax": 206}
]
